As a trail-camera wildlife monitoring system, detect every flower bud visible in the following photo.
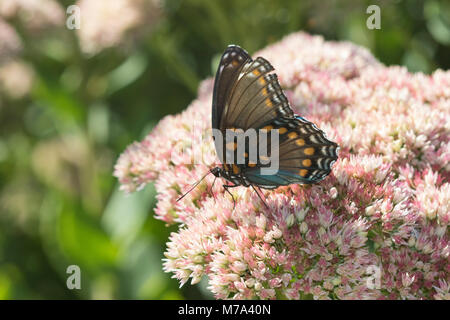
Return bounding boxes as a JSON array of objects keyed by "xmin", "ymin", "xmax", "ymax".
[
  {"xmin": 256, "ymin": 214, "xmax": 267, "ymax": 230},
  {"xmin": 286, "ymin": 214, "xmax": 295, "ymax": 228},
  {"xmin": 300, "ymin": 222, "xmax": 308, "ymax": 234}
]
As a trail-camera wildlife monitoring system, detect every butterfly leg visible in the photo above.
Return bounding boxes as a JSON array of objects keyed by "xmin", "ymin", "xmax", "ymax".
[
  {"xmin": 223, "ymin": 184, "xmax": 239, "ymax": 210},
  {"xmin": 209, "ymin": 176, "xmax": 218, "ymax": 203},
  {"xmin": 251, "ymin": 184, "xmax": 269, "ymax": 209}
]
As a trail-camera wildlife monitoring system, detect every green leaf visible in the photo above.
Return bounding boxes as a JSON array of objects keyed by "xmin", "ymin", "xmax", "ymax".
[
  {"xmin": 102, "ymin": 184, "xmax": 156, "ymax": 245},
  {"xmin": 59, "ymin": 209, "xmax": 119, "ymax": 274},
  {"xmin": 32, "ymin": 76, "xmax": 84, "ymax": 126},
  {"xmin": 106, "ymin": 51, "xmax": 148, "ymax": 95}
]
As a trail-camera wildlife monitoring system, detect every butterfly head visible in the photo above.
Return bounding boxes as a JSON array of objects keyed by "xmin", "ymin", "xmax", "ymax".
[{"xmin": 210, "ymin": 167, "xmax": 223, "ymax": 178}]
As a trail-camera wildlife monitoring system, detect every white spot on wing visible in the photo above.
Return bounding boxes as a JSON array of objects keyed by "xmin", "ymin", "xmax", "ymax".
[
  {"xmin": 317, "ymin": 158, "xmax": 324, "ymax": 169},
  {"xmin": 309, "ymin": 135, "xmax": 319, "ymax": 144}
]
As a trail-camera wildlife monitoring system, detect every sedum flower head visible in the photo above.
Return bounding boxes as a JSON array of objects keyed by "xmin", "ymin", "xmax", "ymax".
[{"xmin": 115, "ymin": 32, "xmax": 450, "ymax": 300}]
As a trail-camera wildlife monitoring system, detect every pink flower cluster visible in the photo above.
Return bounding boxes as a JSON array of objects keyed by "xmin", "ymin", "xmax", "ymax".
[{"xmin": 114, "ymin": 32, "xmax": 450, "ymax": 300}]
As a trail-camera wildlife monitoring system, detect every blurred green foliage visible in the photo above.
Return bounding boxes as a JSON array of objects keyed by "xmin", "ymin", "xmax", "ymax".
[{"xmin": 0, "ymin": 0, "xmax": 448, "ymax": 299}]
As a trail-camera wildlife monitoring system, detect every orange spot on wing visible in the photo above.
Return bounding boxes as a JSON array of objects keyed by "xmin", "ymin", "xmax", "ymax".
[
  {"xmin": 299, "ymin": 169, "xmax": 308, "ymax": 177},
  {"xmin": 232, "ymin": 164, "xmax": 240, "ymax": 174},
  {"xmin": 288, "ymin": 132, "xmax": 298, "ymax": 139},
  {"xmin": 265, "ymin": 98, "xmax": 273, "ymax": 107},
  {"xmin": 295, "ymin": 139, "xmax": 305, "ymax": 146},
  {"xmin": 304, "ymin": 147, "xmax": 315, "ymax": 155},
  {"xmin": 302, "ymin": 159, "xmax": 312, "ymax": 167},
  {"xmin": 278, "ymin": 127, "xmax": 287, "ymax": 134},
  {"xmin": 253, "ymin": 69, "xmax": 260, "ymax": 76}
]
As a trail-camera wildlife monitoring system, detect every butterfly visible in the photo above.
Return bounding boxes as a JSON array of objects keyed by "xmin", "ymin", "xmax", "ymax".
[{"xmin": 179, "ymin": 45, "xmax": 339, "ymax": 207}]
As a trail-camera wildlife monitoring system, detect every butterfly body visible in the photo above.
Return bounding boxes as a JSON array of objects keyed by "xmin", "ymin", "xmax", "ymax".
[{"xmin": 211, "ymin": 45, "xmax": 339, "ymax": 191}]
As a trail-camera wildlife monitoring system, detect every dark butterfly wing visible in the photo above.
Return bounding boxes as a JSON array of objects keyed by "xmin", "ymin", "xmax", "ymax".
[
  {"xmin": 212, "ymin": 45, "xmax": 295, "ymax": 165},
  {"xmin": 212, "ymin": 45, "xmax": 251, "ymax": 131},
  {"xmin": 242, "ymin": 116, "xmax": 339, "ymax": 187},
  {"xmin": 212, "ymin": 45, "xmax": 338, "ymax": 188},
  {"xmin": 220, "ymin": 56, "xmax": 294, "ymax": 130}
]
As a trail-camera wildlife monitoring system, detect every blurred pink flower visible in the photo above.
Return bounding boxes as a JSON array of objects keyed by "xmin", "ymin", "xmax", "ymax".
[
  {"xmin": 0, "ymin": 17, "xmax": 22, "ymax": 62},
  {"xmin": 0, "ymin": 0, "xmax": 65, "ymax": 32},
  {"xmin": 0, "ymin": 59, "xmax": 34, "ymax": 99},
  {"xmin": 114, "ymin": 32, "xmax": 450, "ymax": 300},
  {"xmin": 76, "ymin": 0, "xmax": 162, "ymax": 54}
]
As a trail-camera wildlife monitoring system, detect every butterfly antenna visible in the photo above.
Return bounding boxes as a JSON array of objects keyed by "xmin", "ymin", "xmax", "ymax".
[
  {"xmin": 176, "ymin": 171, "xmax": 212, "ymax": 202},
  {"xmin": 251, "ymin": 184, "xmax": 269, "ymax": 209}
]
